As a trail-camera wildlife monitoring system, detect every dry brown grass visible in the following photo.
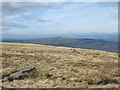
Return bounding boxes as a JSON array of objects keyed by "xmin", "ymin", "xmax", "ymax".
[{"xmin": 1, "ymin": 42, "xmax": 119, "ymax": 88}]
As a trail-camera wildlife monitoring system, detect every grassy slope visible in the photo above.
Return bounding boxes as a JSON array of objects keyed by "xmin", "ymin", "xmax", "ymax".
[{"xmin": 1, "ymin": 42, "xmax": 119, "ymax": 88}]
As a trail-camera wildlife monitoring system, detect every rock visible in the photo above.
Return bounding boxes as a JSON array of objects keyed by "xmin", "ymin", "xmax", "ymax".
[
  {"xmin": 2, "ymin": 66, "xmax": 37, "ymax": 82},
  {"xmin": 45, "ymin": 73, "xmax": 53, "ymax": 78},
  {"xmin": 98, "ymin": 81, "xmax": 118, "ymax": 85},
  {"xmin": 61, "ymin": 49, "xmax": 78, "ymax": 53},
  {"xmin": 2, "ymin": 76, "xmax": 9, "ymax": 82}
]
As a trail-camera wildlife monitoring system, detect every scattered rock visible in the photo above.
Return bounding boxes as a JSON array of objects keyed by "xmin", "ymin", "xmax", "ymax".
[
  {"xmin": 45, "ymin": 73, "xmax": 53, "ymax": 78},
  {"xmin": 2, "ymin": 66, "xmax": 37, "ymax": 82},
  {"xmin": 61, "ymin": 49, "xmax": 78, "ymax": 53},
  {"xmin": 2, "ymin": 77, "xmax": 9, "ymax": 82},
  {"xmin": 98, "ymin": 81, "xmax": 118, "ymax": 85},
  {"xmin": 88, "ymin": 80, "xmax": 118, "ymax": 85}
]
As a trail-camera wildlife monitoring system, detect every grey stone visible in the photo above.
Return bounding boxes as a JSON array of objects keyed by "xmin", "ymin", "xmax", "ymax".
[
  {"xmin": 61, "ymin": 49, "xmax": 78, "ymax": 53},
  {"xmin": 2, "ymin": 66, "xmax": 37, "ymax": 82}
]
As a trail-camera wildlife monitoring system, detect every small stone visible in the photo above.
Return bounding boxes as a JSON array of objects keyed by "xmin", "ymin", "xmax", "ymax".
[{"xmin": 61, "ymin": 49, "xmax": 78, "ymax": 53}]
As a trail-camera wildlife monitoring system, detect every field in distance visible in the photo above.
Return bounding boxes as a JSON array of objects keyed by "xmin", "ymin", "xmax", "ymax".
[{"xmin": 1, "ymin": 42, "xmax": 119, "ymax": 88}]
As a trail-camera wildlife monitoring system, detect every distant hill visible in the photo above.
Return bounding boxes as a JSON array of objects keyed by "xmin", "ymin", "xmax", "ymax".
[
  {"xmin": 2, "ymin": 37, "xmax": 118, "ymax": 52},
  {"xmin": 3, "ymin": 33, "xmax": 118, "ymax": 42}
]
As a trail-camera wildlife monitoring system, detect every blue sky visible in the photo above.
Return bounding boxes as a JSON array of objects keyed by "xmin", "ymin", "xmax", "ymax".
[{"xmin": 2, "ymin": 2, "xmax": 118, "ymax": 39}]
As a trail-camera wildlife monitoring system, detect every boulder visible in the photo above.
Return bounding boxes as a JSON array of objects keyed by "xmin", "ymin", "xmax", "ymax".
[{"xmin": 2, "ymin": 66, "xmax": 37, "ymax": 82}]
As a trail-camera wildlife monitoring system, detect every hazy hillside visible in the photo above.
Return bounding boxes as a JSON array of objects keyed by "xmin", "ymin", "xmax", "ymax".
[
  {"xmin": 3, "ymin": 37, "xmax": 118, "ymax": 52},
  {"xmin": 3, "ymin": 33, "xmax": 118, "ymax": 42},
  {"xmin": 61, "ymin": 33, "xmax": 118, "ymax": 42},
  {"xmin": 1, "ymin": 42, "xmax": 119, "ymax": 88}
]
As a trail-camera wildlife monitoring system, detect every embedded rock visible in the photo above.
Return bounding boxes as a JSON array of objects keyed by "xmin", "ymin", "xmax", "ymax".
[
  {"xmin": 61, "ymin": 49, "xmax": 78, "ymax": 53},
  {"xmin": 2, "ymin": 66, "xmax": 37, "ymax": 82}
]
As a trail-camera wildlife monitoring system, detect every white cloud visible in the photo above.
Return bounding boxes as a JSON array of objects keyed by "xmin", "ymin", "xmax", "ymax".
[{"xmin": 3, "ymin": 21, "xmax": 30, "ymax": 29}]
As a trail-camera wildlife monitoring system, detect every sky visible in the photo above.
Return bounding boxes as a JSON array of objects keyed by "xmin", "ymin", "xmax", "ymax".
[{"xmin": 2, "ymin": 2, "xmax": 118, "ymax": 39}]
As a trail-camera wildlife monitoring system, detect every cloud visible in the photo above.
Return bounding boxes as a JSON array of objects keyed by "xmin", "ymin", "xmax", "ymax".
[
  {"xmin": 36, "ymin": 18, "xmax": 52, "ymax": 22},
  {"xmin": 3, "ymin": 21, "xmax": 30, "ymax": 29},
  {"xmin": 22, "ymin": 14, "xmax": 52, "ymax": 23},
  {"xmin": 55, "ymin": 22, "xmax": 61, "ymax": 25},
  {"xmin": 2, "ymin": 2, "xmax": 55, "ymax": 15},
  {"xmin": 23, "ymin": 15, "xmax": 37, "ymax": 20},
  {"xmin": 2, "ymin": 27, "xmax": 10, "ymax": 31}
]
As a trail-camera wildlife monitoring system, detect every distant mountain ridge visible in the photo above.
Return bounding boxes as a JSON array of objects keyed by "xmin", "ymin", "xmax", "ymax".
[
  {"xmin": 2, "ymin": 37, "xmax": 118, "ymax": 52},
  {"xmin": 3, "ymin": 33, "xmax": 118, "ymax": 42}
]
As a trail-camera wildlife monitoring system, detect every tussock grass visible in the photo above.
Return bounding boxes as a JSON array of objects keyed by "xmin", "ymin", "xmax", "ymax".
[{"xmin": 1, "ymin": 42, "xmax": 119, "ymax": 88}]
